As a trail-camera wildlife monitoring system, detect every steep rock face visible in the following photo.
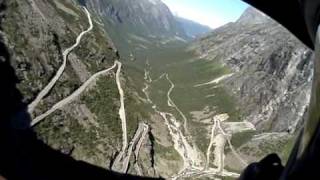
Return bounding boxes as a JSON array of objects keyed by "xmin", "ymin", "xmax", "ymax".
[
  {"xmin": 84, "ymin": 0, "xmax": 186, "ymax": 38},
  {"xmin": 82, "ymin": 0, "xmax": 188, "ymax": 58},
  {"xmin": 236, "ymin": 7, "xmax": 270, "ymax": 25},
  {"xmin": 193, "ymin": 7, "xmax": 313, "ymax": 132}
]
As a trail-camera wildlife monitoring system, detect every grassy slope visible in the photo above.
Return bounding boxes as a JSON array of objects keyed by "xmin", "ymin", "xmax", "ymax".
[{"xmin": 127, "ymin": 44, "xmax": 241, "ymax": 119}]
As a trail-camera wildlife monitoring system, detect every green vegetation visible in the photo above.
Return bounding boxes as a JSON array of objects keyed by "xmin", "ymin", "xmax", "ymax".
[
  {"xmin": 238, "ymin": 135, "xmax": 293, "ymax": 160},
  {"xmin": 4, "ymin": 1, "xmax": 31, "ymax": 54},
  {"xmin": 81, "ymin": 77, "xmax": 122, "ymax": 140},
  {"xmin": 189, "ymin": 121, "xmax": 209, "ymax": 153},
  {"xmin": 124, "ymin": 65, "xmax": 146, "ymax": 96},
  {"xmin": 154, "ymin": 142, "xmax": 182, "ymax": 161},
  {"xmin": 231, "ymin": 131, "xmax": 256, "ymax": 148},
  {"xmin": 125, "ymin": 86, "xmax": 151, "ymax": 139},
  {"xmin": 124, "ymin": 43, "xmax": 243, "ymax": 157},
  {"xmin": 74, "ymin": 22, "xmax": 117, "ymax": 73},
  {"xmin": 3, "ymin": 0, "xmax": 63, "ymax": 103},
  {"xmin": 129, "ymin": 45, "xmax": 242, "ymax": 120},
  {"xmin": 149, "ymin": 78, "xmax": 171, "ymax": 111},
  {"xmin": 35, "ymin": 106, "xmax": 120, "ymax": 166},
  {"xmin": 91, "ymin": 23, "xmax": 115, "ymax": 51},
  {"xmin": 36, "ymin": 110, "xmax": 100, "ymax": 157},
  {"xmin": 47, "ymin": 0, "xmax": 83, "ymax": 25},
  {"xmin": 221, "ymin": 176, "xmax": 237, "ymax": 180},
  {"xmin": 50, "ymin": 65, "xmax": 82, "ymax": 99},
  {"xmin": 225, "ymin": 165, "xmax": 242, "ymax": 174},
  {"xmin": 280, "ymin": 136, "xmax": 297, "ymax": 164},
  {"xmin": 257, "ymin": 138, "xmax": 288, "ymax": 156}
]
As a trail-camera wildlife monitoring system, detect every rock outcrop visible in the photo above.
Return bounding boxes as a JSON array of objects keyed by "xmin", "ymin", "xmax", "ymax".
[{"xmin": 193, "ymin": 7, "xmax": 313, "ymax": 133}]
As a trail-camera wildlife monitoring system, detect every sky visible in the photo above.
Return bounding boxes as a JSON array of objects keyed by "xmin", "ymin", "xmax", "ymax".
[{"xmin": 161, "ymin": 0, "xmax": 249, "ymax": 29}]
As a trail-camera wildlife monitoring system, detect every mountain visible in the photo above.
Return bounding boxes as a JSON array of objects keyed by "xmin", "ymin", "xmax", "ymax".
[
  {"xmin": 175, "ymin": 16, "xmax": 212, "ymax": 38},
  {"xmin": 1, "ymin": 0, "xmax": 157, "ymax": 178},
  {"xmin": 194, "ymin": 7, "xmax": 312, "ymax": 132},
  {"xmin": 192, "ymin": 7, "xmax": 312, "ymax": 170},
  {"xmin": 1, "ymin": 0, "xmax": 314, "ymax": 179},
  {"xmin": 236, "ymin": 6, "xmax": 270, "ymax": 25},
  {"xmin": 83, "ymin": 0, "xmax": 188, "ymax": 57}
]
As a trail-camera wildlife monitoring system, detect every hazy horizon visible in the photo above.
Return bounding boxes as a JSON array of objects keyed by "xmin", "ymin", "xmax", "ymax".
[{"xmin": 161, "ymin": 0, "xmax": 248, "ymax": 29}]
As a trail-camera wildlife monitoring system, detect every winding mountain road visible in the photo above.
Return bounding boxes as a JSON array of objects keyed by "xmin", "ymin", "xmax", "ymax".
[
  {"xmin": 31, "ymin": 62, "xmax": 117, "ymax": 126},
  {"xmin": 112, "ymin": 122, "xmax": 149, "ymax": 174},
  {"xmin": 27, "ymin": 6, "xmax": 149, "ymax": 175},
  {"xmin": 121, "ymin": 123, "xmax": 149, "ymax": 173},
  {"xmin": 134, "ymin": 124, "xmax": 149, "ymax": 162},
  {"xmin": 32, "ymin": 56, "xmax": 148, "ymax": 174},
  {"xmin": 115, "ymin": 61, "xmax": 128, "ymax": 155},
  {"xmin": 28, "ymin": 7, "xmax": 93, "ymax": 114},
  {"xmin": 133, "ymin": 123, "xmax": 149, "ymax": 175}
]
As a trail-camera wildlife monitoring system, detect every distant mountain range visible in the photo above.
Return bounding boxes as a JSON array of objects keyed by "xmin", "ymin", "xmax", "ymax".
[
  {"xmin": 84, "ymin": 0, "xmax": 188, "ymax": 57},
  {"xmin": 175, "ymin": 16, "xmax": 212, "ymax": 38},
  {"xmin": 84, "ymin": 0, "xmax": 212, "ymax": 58}
]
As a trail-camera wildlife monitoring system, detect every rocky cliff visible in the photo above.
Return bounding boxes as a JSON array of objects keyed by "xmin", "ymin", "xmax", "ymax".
[
  {"xmin": 193, "ymin": 7, "xmax": 313, "ymax": 133},
  {"xmin": 84, "ymin": 0, "xmax": 186, "ymax": 37},
  {"xmin": 83, "ymin": 0, "xmax": 188, "ymax": 58},
  {"xmin": 189, "ymin": 7, "xmax": 313, "ymax": 172}
]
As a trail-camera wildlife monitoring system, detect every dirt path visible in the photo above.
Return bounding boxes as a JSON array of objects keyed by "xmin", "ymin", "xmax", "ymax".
[
  {"xmin": 252, "ymin": 132, "xmax": 289, "ymax": 141},
  {"xmin": 143, "ymin": 71, "xmax": 239, "ymax": 179},
  {"xmin": 154, "ymin": 73, "xmax": 166, "ymax": 82},
  {"xmin": 194, "ymin": 73, "xmax": 234, "ymax": 87},
  {"xmin": 158, "ymin": 112, "xmax": 202, "ymax": 168},
  {"xmin": 205, "ymin": 118, "xmax": 218, "ymax": 169},
  {"xmin": 133, "ymin": 123, "xmax": 149, "ymax": 175},
  {"xmin": 121, "ymin": 123, "xmax": 149, "ymax": 173},
  {"xmin": 142, "ymin": 72, "xmax": 203, "ymax": 175},
  {"xmin": 165, "ymin": 74, "xmax": 190, "ymax": 136},
  {"xmin": 28, "ymin": 7, "xmax": 93, "ymax": 114},
  {"xmin": 112, "ymin": 62, "xmax": 150, "ymax": 174},
  {"xmin": 115, "ymin": 61, "xmax": 128, "ymax": 155}
]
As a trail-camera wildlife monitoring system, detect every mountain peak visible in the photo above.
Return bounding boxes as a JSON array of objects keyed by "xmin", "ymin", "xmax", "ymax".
[{"xmin": 237, "ymin": 7, "xmax": 270, "ymax": 25}]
